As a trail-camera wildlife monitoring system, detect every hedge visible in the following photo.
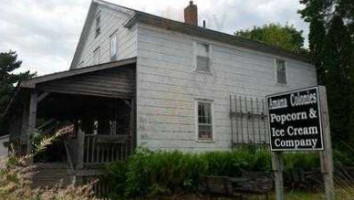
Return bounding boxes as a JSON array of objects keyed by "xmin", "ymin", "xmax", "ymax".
[{"xmin": 105, "ymin": 146, "xmax": 354, "ymax": 198}]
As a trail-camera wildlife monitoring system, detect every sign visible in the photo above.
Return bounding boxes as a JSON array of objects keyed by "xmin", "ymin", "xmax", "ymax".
[{"xmin": 267, "ymin": 87, "xmax": 323, "ymax": 151}]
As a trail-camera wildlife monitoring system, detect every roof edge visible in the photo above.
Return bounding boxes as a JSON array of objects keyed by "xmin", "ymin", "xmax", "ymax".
[{"xmin": 125, "ymin": 12, "xmax": 312, "ymax": 64}]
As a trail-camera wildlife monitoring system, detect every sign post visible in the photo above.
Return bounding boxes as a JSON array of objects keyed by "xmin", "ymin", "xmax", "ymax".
[
  {"xmin": 266, "ymin": 86, "xmax": 333, "ymax": 200},
  {"xmin": 318, "ymin": 86, "xmax": 334, "ymax": 200}
]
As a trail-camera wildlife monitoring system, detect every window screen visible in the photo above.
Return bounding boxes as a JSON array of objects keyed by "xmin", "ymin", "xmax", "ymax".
[
  {"xmin": 276, "ymin": 59, "xmax": 286, "ymax": 84},
  {"xmin": 196, "ymin": 43, "xmax": 210, "ymax": 72},
  {"xmin": 198, "ymin": 102, "xmax": 213, "ymax": 140}
]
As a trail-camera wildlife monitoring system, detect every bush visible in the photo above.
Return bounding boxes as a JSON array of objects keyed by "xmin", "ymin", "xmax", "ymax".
[
  {"xmin": 284, "ymin": 152, "xmax": 319, "ymax": 170},
  {"xmin": 106, "ymin": 145, "xmax": 354, "ymax": 198},
  {"xmin": 106, "ymin": 146, "xmax": 272, "ymax": 198}
]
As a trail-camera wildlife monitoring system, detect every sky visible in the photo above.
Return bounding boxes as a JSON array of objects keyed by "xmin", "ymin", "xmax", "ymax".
[{"xmin": 0, "ymin": 0, "xmax": 308, "ymax": 76}]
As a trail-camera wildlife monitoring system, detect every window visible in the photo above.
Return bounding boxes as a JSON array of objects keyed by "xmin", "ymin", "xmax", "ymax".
[
  {"xmin": 95, "ymin": 12, "xmax": 101, "ymax": 38},
  {"xmin": 276, "ymin": 59, "xmax": 287, "ymax": 84},
  {"xmin": 196, "ymin": 42, "xmax": 210, "ymax": 72},
  {"xmin": 110, "ymin": 31, "xmax": 118, "ymax": 60},
  {"xmin": 93, "ymin": 47, "xmax": 100, "ymax": 65},
  {"xmin": 197, "ymin": 101, "xmax": 213, "ymax": 140}
]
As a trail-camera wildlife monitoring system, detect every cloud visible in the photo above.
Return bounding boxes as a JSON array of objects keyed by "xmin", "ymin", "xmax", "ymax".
[{"xmin": 0, "ymin": 0, "xmax": 309, "ymax": 75}]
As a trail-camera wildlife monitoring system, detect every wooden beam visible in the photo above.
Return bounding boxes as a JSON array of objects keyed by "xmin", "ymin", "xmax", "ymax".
[
  {"xmin": 37, "ymin": 92, "xmax": 50, "ymax": 103},
  {"xmin": 26, "ymin": 90, "xmax": 37, "ymax": 154}
]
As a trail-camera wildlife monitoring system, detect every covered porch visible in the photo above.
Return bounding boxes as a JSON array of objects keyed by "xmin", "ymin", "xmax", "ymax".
[{"xmin": 4, "ymin": 58, "xmax": 137, "ymax": 186}]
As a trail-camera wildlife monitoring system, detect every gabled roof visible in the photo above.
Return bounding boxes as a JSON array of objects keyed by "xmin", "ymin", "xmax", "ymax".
[
  {"xmin": 22, "ymin": 57, "xmax": 137, "ymax": 88},
  {"xmin": 70, "ymin": 0, "xmax": 135, "ymax": 69}
]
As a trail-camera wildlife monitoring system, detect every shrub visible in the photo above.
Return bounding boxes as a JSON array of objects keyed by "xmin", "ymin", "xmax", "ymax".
[
  {"xmin": 106, "ymin": 146, "xmax": 272, "ymax": 198},
  {"xmin": 107, "ymin": 145, "xmax": 354, "ymax": 198},
  {"xmin": 284, "ymin": 152, "xmax": 319, "ymax": 170}
]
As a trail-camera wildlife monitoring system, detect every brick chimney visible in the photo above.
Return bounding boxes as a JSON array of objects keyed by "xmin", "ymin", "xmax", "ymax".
[{"xmin": 184, "ymin": 1, "xmax": 198, "ymax": 26}]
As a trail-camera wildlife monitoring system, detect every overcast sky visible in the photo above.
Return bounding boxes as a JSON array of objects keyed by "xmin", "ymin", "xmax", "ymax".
[{"xmin": 0, "ymin": 0, "xmax": 308, "ymax": 76}]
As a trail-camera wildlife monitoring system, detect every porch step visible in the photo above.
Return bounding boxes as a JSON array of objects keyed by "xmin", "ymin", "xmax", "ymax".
[{"xmin": 31, "ymin": 163, "xmax": 74, "ymax": 188}]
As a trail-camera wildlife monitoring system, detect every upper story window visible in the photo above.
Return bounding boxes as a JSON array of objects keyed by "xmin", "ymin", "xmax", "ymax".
[
  {"xmin": 110, "ymin": 31, "xmax": 118, "ymax": 60},
  {"xmin": 276, "ymin": 59, "xmax": 287, "ymax": 84},
  {"xmin": 196, "ymin": 42, "xmax": 211, "ymax": 73},
  {"xmin": 93, "ymin": 47, "xmax": 100, "ymax": 65},
  {"xmin": 197, "ymin": 100, "xmax": 213, "ymax": 140},
  {"xmin": 95, "ymin": 12, "xmax": 101, "ymax": 38}
]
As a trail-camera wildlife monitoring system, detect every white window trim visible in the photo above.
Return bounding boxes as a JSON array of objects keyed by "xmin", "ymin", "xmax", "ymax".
[
  {"xmin": 193, "ymin": 41, "xmax": 213, "ymax": 74},
  {"xmin": 274, "ymin": 58, "xmax": 288, "ymax": 85},
  {"xmin": 195, "ymin": 98, "xmax": 215, "ymax": 142}
]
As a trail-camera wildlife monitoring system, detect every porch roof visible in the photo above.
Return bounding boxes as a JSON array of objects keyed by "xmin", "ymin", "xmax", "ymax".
[
  {"xmin": 21, "ymin": 57, "xmax": 137, "ymax": 88},
  {"xmin": 2, "ymin": 57, "xmax": 137, "ymax": 118}
]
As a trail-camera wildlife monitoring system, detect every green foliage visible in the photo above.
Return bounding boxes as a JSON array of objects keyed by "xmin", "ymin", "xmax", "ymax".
[
  {"xmin": 309, "ymin": 18, "xmax": 326, "ymax": 84},
  {"xmin": 235, "ymin": 23, "xmax": 306, "ymax": 53},
  {"xmin": 322, "ymin": 16, "xmax": 353, "ymax": 143},
  {"xmin": 284, "ymin": 153, "xmax": 319, "ymax": 170},
  {"xmin": 300, "ymin": 0, "xmax": 354, "ymax": 146},
  {"xmin": 0, "ymin": 51, "xmax": 35, "ymax": 134},
  {"xmin": 107, "ymin": 146, "xmax": 353, "ymax": 198}
]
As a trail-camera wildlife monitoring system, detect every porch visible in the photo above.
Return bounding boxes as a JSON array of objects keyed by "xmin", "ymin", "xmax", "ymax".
[{"xmin": 4, "ymin": 58, "xmax": 137, "ymax": 187}]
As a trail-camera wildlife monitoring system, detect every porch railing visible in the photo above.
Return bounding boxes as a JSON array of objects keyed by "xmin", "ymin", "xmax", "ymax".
[{"xmin": 83, "ymin": 134, "xmax": 131, "ymax": 165}]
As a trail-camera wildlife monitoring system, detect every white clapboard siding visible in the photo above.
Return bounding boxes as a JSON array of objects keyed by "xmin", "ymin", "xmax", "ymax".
[
  {"xmin": 136, "ymin": 23, "xmax": 317, "ymax": 151},
  {"xmin": 72, "ymin": 5, "xmax": 137, "ymax": 69}
]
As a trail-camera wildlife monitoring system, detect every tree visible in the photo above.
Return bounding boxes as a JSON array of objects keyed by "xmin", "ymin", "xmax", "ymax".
[
  {"xmin": 309, "ymin": 18, "xmax": 326, "ymax": 84},
  {"xmin": 322, "ymin": 16, "xmax": 353, "ymax": 143},
  {"xmin": 235, "ymin": 23, "xmax": 306, "ymax": 53},
  {"xmin": 300, "ymin": 0, "xmax": 354, "ymax": 145},
  {"xmin": 0, "ymin": 51, "xmax": 35, "ymax": 133}
]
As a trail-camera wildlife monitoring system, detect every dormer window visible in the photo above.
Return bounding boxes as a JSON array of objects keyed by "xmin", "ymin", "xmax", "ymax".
[
  {"xmin": 196, "ymin": 42, "xmax": 211, "ymax": 73},
  {"xmin": 95, "ymin": 12, "xmax": 101, "ymax": 38}
]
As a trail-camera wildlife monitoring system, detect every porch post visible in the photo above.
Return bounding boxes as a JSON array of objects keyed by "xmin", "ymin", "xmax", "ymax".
[
  {"xmin": 26, "ymin": 90, "xmax": 37, "ymax": 155},
  {"xmin": 130, "ymin": 97, "xmax": 136, "ymax": 153},
  {"xmin": 77, "ymin": 130, "xmax": 85, "ymax": 169}
]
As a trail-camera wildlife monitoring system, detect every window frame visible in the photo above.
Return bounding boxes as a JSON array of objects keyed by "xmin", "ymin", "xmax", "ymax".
[
  {"xmin": 95, "ymin": 11, "xmax": 101, "ymax": 38},
  {"xmin": 274, "ymin": 59, "xmax": 287, "ymax": 85},
  {"xmin": 195, "ymin": 99, "xmax": 215, "ymax": 142},
  {"xmin": 194, "ymin": 41, "xmax": 212, "ymax": 74},
  {"xmin": 110, "ymin": 30, "xmax": 118, "ymax": 61}
]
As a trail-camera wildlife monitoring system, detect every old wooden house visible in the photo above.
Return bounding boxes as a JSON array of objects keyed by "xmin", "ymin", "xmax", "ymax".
[{"xmin": 2, "ymin": 0, "xmax": 317, "ymax": 188}]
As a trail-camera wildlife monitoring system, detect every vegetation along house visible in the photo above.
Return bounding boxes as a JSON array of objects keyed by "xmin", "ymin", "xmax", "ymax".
[{"xmin": 3, "ymin": 0, "xmax": 317, "ymax": 186}]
